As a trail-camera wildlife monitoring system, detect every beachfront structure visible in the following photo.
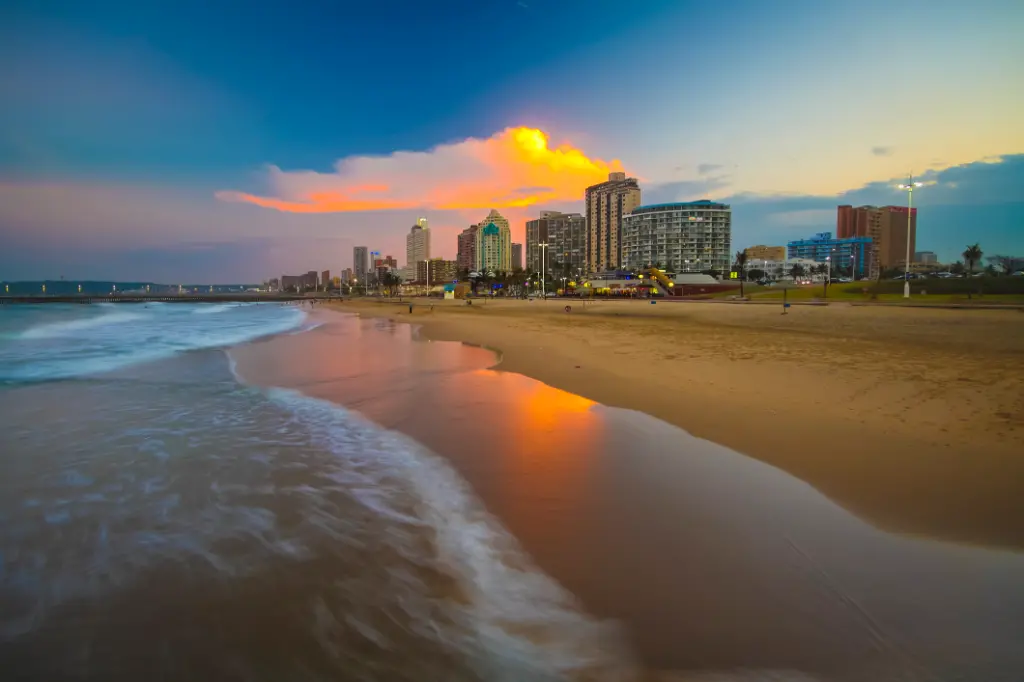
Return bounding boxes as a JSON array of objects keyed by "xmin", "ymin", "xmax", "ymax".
[
  {"xmin": 585, "ymin": 172, "xmax": 642, "ymax": 272},
  {"xmin": 406, "ymin": 221, "xmax": 431, "ymax": 271},
  {"xmin": 620, "ymin": 200, "xmax": 732, "ymax": 275},
  {"xmin": 474, "ymin": 210, "xmax": 512, "ymax": 273},
  {"xmin": 786, "ymin": 232, "xmax": 873, "ymax": 279},
  {"xmin": 836, "ymin": 205, "xmax": 916, "ymax": 274},
  {"xmin": 511, "ymin": 243, "xmax": 523, "ymax": 271},
  {"xmin": 456, "ymin": 225, "xmax": 479, "ymax": 272},
  {"xmin": 526, "ymin": 210, "xmax": 586, "ymax": 277},
  {"xmin": 741, "ymin": 257, "xmax": 823, "ymax": 281}
]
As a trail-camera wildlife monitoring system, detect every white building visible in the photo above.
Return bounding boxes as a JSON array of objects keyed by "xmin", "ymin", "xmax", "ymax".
[
  {"xmin": 406, "ymin": 219, "xmax": 431, "ymax": 272},
  {"xmin": 621, "ymin": 200, "xmax": 731, "ymax": 275},
  {"xmin": 744, "ymin": 257, "xmax": 825, "ymax": 281}
]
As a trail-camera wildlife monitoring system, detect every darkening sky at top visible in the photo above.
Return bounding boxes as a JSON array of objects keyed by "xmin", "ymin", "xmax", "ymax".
[{"xmin": 1, "ymin": 0, "xmax": 1022, "ymax": 282}]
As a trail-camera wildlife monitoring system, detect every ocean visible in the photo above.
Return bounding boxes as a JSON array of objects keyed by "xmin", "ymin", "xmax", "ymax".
[
  {"xmin": 2, "ymin": 302, "xmax": 1023, "ymax": 682},
  {"xmin": 0, "ymin": 303, "xmax": 632, "ymax": 681}
]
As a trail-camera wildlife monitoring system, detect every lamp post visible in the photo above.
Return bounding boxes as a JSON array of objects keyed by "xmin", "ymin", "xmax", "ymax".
[
  {"xmin": 897, "ymin": 174, "xmax": 923, "ymax": 298},
  {"xmin": 539, "ymin": 242, "xmax": 549, "ymax": 298}
]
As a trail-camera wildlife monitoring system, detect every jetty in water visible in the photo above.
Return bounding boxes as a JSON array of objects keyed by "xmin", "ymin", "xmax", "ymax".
[{"xmin": 0, "ymin": 294, "xmax": 331, "ymax": 305}]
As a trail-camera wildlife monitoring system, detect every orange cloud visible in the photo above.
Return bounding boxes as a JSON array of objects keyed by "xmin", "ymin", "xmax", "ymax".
[{"xmin": 216, "ymin": 127, "xmax": 624, "ymax": 213}]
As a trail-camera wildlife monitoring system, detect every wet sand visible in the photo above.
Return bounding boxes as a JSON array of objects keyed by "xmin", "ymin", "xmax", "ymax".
[
  {"xmin": 328, "ymin": 298, "xmax": 1024, "ymax": 551},
  {"xmin": 231, "ymin": 311, "xmax": 1024, "ymax": 681}
]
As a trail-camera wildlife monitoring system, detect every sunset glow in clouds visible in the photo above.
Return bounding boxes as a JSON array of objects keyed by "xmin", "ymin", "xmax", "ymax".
[{"xmin": 216, "ymin": 127, "xmax": 624, "ymax": 213}]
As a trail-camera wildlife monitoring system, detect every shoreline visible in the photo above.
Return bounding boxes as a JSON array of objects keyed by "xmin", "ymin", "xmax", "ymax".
[
  {"xmin": 227, "ymin": 307, "xmax": 1024, "ymax": 679},
  {"xmin": 327, "ymin": 298, "xmax": 1024, "ymax": 551}
]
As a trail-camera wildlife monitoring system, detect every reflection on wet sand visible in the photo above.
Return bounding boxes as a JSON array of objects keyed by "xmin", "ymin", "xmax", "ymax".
[{"xmin": 230, "ymin": 312, "xmax": 1024, "ymax": 681}]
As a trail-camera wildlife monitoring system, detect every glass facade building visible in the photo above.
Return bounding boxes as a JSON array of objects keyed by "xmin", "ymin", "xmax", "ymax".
[{"xmin": 786, "ymin": 232, "xmax": 873, "ymax": 278}]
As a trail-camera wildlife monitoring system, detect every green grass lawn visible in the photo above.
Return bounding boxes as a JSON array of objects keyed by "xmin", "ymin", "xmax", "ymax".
[{"xmin": 701, "ymin": 283, "xmax": 1024, "ymax": 305}]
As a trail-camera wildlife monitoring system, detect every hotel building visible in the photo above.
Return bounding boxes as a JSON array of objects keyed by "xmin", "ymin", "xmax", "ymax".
[
  {"xmin": 525, "ymin": 210, "xmax": 586, "ymax": 277},
  {"xmin": 744, "ymin": 245, "xmax": 786, "ymax": 262},
  {"xmin": 585, "ymin": 172, "xmax": 642, "ymax": 272},
  {"xmin": 457, "ymin": 225, "xmax": 479, "ymax": 272},
  {"xmin": 353, "ymin": 246, "xmax": 369, "ymax": 281},
  {"xmin": 621, "ymin": 200, "xmax": 732, "ymax": 275},
  {"xmin": 406, "ymin": 219, "xmax": 431, "ymax": 270},
  {"xmin": 786, "ymin": 232, "xmax": 873, "ymax": 279},
  {"xmin": 474, "ymin": 209, "xmax": 512, "ymax": 273}
]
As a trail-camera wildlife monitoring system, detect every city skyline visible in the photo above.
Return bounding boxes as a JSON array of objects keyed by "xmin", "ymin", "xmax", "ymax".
[{"xmin": 1, "ymin": 0, "xmax": 1022, "ymax": 281}]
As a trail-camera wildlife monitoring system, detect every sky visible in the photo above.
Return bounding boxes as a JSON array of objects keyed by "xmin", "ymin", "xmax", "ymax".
[{"xmin": 1, "ymin": 0, "xmax": 1022, "ymax": 282}]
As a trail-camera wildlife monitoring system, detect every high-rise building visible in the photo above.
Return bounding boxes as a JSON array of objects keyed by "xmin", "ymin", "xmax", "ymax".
[
  {"xmin": 836, "ymin": 205, "xmax": 917, "ymax": 274},
  {"xmin": 341, "ymin": 268, "xmax": 354, "ymax": 284},
  {"xmin": 787, "ymin": 232, "xmax": 873, "ymax": 279},
  {"xmin": 525, "ymin": 210, "xmax": 586, "ymax": 276},
  {"xmin": 585, "ymin": 172, "xmax": 642, "ymax": 272},
  {"xmin": 353, "ymin": 246, "xmax": 369, "ymax": 281},
  {"xmin": 406, "ymin": 221, "xmax": 431, "ymax": 271},
  {"xmin": 511, "ymin": 243, "xmax": 523, "ymax": 271},
  {"xmin": 321, "ymin": 270, "xmax": 331, "ymax": 290},
  {"xmin": 475, "ymin": 210, "xmax": 512, "ymax": 273},
  {"xmin": 621, "ymin": 200, "xmax": 732, "ymax": 275},
  {"xmin": 416, "ymin": 258, "xmax": 458, "ymax": 284},
  {"xmin": 744, "ymin": 245, "xmax": 787, "ymax": 262},
  {"xmin": 457, "ymin": 225, "xmax": 479, "ymax": 272}
]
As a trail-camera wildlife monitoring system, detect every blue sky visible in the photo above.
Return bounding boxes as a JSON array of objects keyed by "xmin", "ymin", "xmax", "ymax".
[{"xmin": 1, "ymin": 0, "xmax": 1022, "ymax": 281}]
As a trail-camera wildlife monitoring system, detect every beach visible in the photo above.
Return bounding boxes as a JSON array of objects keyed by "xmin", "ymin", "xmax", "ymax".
[
  {"xmin": 329, "ymin": 298, "xmax": 1024, "ymax": 550},
  {"xmin": 3, "ymin": 300, "xmax": 1024, "ymax": 681},
  {"xmin": 228, "ymin": 306, "xmax": 1024, "ymax": 680}
]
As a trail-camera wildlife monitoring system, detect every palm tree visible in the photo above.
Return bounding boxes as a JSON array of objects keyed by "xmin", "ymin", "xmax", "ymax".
[
  {"xmin": 963, "ymin": 243, "xmax": 982, "ymax": 299},
  {"xmin": 734, "ymin": 250, "xmax": 749, "ymax": 297},
  {"xmin": 789, "ymin": 263, "xmax": 806, "ymax": 280}
]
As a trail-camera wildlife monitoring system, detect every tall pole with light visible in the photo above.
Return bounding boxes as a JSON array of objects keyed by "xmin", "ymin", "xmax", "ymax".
[
  {"xmin": 897, "ymin": 175, "xmax": 923, "ymax": 298},
  {"xmin": 539, "ymin": 242, "xmax": 549, "ymax": 298}
]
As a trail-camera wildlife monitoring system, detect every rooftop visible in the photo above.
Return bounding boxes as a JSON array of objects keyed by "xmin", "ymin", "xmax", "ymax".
[{"xmin": 633, "ymin": 200, "xmax": 730, "ymax": 212}]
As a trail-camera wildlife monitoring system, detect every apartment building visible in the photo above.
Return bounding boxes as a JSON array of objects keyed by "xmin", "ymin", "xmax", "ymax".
[
  {"xmin": 585, "ymin": 172, "xmax": 641, "ymax": 272},
  {"xmin": 836, "ymin": 205, "xmax": 917, "ymax": 275},
  {"xmin": 457, "ymin": 225, "xmax": 479, "ymax": 272},
  {"xmin": 525, "ymin": 210, "xmax": 586, "ymax": 276},
  {"xmin": 406, "ymin": 219, "xmax": 431, "ymax": 271},
  {"xmin": 474, "ymin": 210, "xmax": 512, "ymax": 272},
  {"xmin": 620, "ymin": 200, "xmax": 732, "ymax": 275}
]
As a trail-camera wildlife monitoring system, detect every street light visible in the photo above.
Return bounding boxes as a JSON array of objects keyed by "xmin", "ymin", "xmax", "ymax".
[
  {"xmin": 539, "ymin": 242, "xmax": 549, "ymax": 298},
  {"xmin": 897, "ymin": 175, "xmax": 923, "ymax": 298}
]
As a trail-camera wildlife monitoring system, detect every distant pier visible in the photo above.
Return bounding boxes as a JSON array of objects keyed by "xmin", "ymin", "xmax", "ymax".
[{"xmin": 0, "ymin": 294, "xmax": 330, "ymax": 305}]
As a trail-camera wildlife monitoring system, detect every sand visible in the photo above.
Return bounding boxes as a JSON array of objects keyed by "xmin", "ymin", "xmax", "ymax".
[{"xmin": 328, "ymin": 297, "xmax": 1024, "ymax": 550}]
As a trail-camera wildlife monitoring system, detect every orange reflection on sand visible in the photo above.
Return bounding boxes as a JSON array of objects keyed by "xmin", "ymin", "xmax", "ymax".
[{"xmin": 462, "ymin": 370, "xmax": 607, "ymax": 551}]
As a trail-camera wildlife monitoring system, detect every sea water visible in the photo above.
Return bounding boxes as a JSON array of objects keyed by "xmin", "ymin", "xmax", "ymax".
[{"xmin": 0, "ymin": 303, "xmax": 633, "ymax": 681}]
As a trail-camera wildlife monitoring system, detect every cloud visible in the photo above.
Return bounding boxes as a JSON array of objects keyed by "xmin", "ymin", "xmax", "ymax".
[
  {"xmin": 216, "ymin": 127, "xmax": 623, "ymax": 213},
  {"xmin": 697, "ymin": 163, "xmax": 723, "ymax": 175},
  {"xmin": 871, "ymin": 146, "xmax": 895, "ymax": 157},
  {"xmin": 3, "ymin": 154, "xmax": 1022, "ymax": 281},
  {"xmin": 642, "ymin": 176, "xmax": 733, "ymax": 205},
  {"xmin": 724, "ymin": 155, "xmax": 1024, "ymax": 262}
]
